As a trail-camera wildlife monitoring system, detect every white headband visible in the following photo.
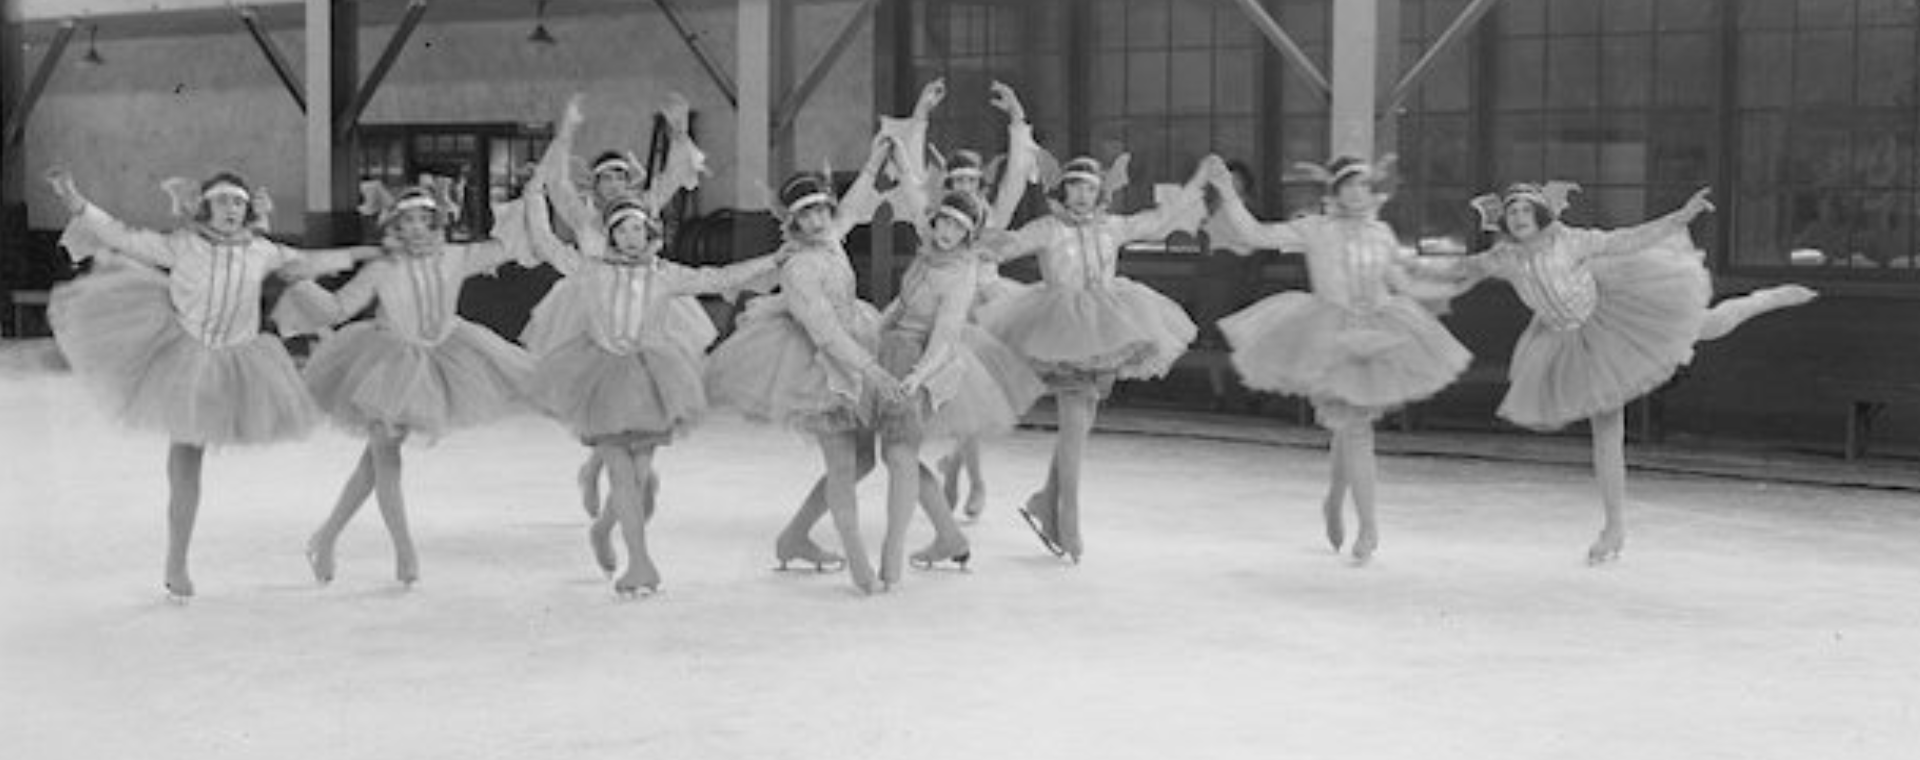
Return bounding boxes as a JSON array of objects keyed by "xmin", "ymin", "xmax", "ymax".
[
  {"xmin": 1061, "ymin": 170, "xmax": 1102, "ymax": 187},
  {"xmin": 934, "ymin": 203, "xmax": 977, "ymax": 231},
  {"xmin": 786, "ymin": 192, "xmax": 832, "ymax": 214},
  {"xmin": 946, "ymin": 166, "xmax": 983, "ymax": 180},
  {"xmin": 605, "ymin": 206, "xmax": 654, "ymax": 233},
  {"xmin": 202, "ymin": 184, "xmax": 251, "ymax": 203},
  {"xmin": 393, "ymin": 194, "xmax": 438, "ymax": 214},
  {"xmin": 593, "ymin": 158, "xmax": 638, "ymax": 177}
]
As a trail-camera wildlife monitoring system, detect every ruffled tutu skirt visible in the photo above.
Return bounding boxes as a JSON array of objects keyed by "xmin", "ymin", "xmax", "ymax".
[
  {"xmin": 529, "ymin": 335, "xmax": 707, "ymax": 441},
  {"xmin": 976, "ymin": 277, "xmax": 1197, "ymax": 382},
  {"xmin": 1220, "ymin": 291, "xmax": 1470, "ymax": 411},
  {"xmin": 705, "ymin": 294, "xmax": 883, "ymax": 434},
  {"xmin": 876, "ymin": 325, "xmax": 1046, "ymax": 440},
  {"xmin": 49, "ymin": 265, "xmax": 318, "ymax": 446},
  {"xmin": 1500, "ymin": 237, "xmax": 1711, "ymax": 431},
  {"xmin": 303, "ymin": 319, "xmax": 532, "ymax": 438},
  {"xmin": 521, "ymin": 280, "xmax": 717, "ymax": 359}
]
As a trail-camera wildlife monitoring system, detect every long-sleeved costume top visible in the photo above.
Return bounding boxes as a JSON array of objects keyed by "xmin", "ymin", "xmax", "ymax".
[
  {"xmin": 287, "ymin": 240, "xmax": 523, "ymax": 344},
  {"xmin": 1207, "ymin": 194, "xmax": 1451, "ymax": 309},
  {"xmin": 61, "ymin": 204, "xmax": 358, "ymax": 348},
  {"xmin": 1419, "ymin": 221, "xmax": 1688, "ymax": 331},
  {"xmin": 878, "ymin": 113, "xmax": 1039, "ymax": 301},
  {"xmin": 982, "ymin": 194, "xmax": 1204, "ymax": 290},
  {"xmin": 526, "ymin": 181, "xmax": 780, "ymax": 357}
]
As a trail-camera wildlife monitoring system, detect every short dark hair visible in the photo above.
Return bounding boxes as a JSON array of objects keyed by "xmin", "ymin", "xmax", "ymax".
[
  {"xmin": 192, "ymin": 171, "xmax": 261, "ymax": 226},
  {"xmin": 1497, "ymin": 198, "xmax": 1556, "ymax": 236}
]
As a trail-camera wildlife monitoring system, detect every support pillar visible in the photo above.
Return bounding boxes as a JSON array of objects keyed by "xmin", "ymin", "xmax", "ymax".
[
  {"xmin": 1330, "ymin": 0, "xmax": 1380, "ymax": 159},
  {"xmin": 305, "ymin": 0, "xmax": 360, "ymax": 245},
  {"xmin": 734, "ymin": 0, "xmax": 774, "ymax": 262}
]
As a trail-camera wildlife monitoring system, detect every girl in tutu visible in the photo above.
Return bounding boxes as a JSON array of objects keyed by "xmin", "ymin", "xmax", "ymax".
[
  {"xmin": 44, "ymin": 168, "xmax": 378, "ymax": 601},
  {"xmin": 529, "ymin": 94, "xmax": 717, "ymax": 520},
  {"xmin": 882, "ymin": 78, "xmax": 1041, "ymax": 521},
  {"xmin": 278, "ymin": 179, "xmax": 536, "ymax": 589},
  {"xmin": 975, "ymin": 153, "xmax": 1209, "ymax": 562},
  {"xmin": 1204, "ymin": 155, "xmax": 1471, "ymax": 563},
  {"xmin": 515, "ymin": 138, "xmax": 787, "ymax": 598},
  {"xmin": 873, "ymin": 189, "xmax": 1046, "ymax": 576},
  {"xmin": 1417, "ymin": 182, "xmax": 1815, "ymax": 563},
  {"xmin": 706, "ymin": 143, "xmax": 909, "ymax": 594}
]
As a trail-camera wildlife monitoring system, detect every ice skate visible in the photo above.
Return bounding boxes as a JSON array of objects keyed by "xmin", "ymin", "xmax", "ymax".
[
  {"xmin": 774, "ymin": 534, "xmax": 846, "ymax": 572},
  {"xmin": 910, "ymin": 535, "xmax": 972, "ymax": 570},
  {"xmin": 1587, "ymin": 527, "xmax": 1625, "ymax": 565}
]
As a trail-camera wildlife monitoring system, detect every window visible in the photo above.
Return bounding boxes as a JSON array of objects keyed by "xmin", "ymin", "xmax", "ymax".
[
  {"xmin": 1482, "ymin": 0, "xmax": 1720, "ymax": 246},
  {"xmin": 1088, "ymin": 0, "xmax": 1268, "ymax": 211},
  {"xmin": 356, "ymin": 123, "xmax": 552, "ymax": 242},
  {"xmin": 907, "ymin": 0, "xmax": 1070, "ymax": 185},
  {"xmin": 1733, "ymin": 0, "xmax": 1920, "ymax": 276},
  {"xmin": 1388, "ymin": 0, "xmax": 1480, "ymax": 255}
]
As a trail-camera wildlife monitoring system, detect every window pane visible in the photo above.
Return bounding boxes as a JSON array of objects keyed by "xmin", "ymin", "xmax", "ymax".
[
  {"xmin": 1596, "ymin": 114, "xmax": 1648, "ymax": 185},
  {"xmin": 1739, "ymin": 32, "xmax": 1794, "ymax": 108},
  {"xmin": 1127, "ymin": 50, "xmax": 1170, "ymax": 114},
  {"xmin": 1214, "ymin": 47, "xmax": 1258, "ymax": 116},
  {"xmin": 1549, "ymin": 0, "xmax": 1598, "ymax": 33},
  {"xmin": 1418, "ymin": 114, "xmax": 1473, "ymax": 185},
  {"xmin": 1498, "ymin": 0, "xmax": 1545, "ymax": 35},
  {"xmin": 1170, "ymin": 0, "xmax": 1214, "ymax": 47},
  {"xmin": 1546, "ymin": 37, "xmax": 1600, "ymax": 110},
  {"xmin": 1545, "ymin": 113, "xmax": 1599, "ymax": 179},
  {"xmin": 1170, "ymin": 49, "xmax": 1213, "ymax": 114},
  {"xmin": 1494, "ymin": 114, "xmax": 1545, "ymax": 180},
  {"xmin": 1656, "ymin": 0, "xmax": 1717, "ymax": 30},
  {"xmin": 1649, "ymin": 112, "xmax": 1715, "ymax": 185},
  {"xmin": 1495, "ymin": 37, "xmax": 1546, "ymax": 109},
  {"xmin": 1797, "ymin": 0, "xmax": 1858, "ymax": 29},
  {"xmin": 1860, "ymin": 0, "xmax": 1920, "ymax": 25},
  {"xmin": 1740, "ymin": 112, "xmax": 1787, "ymax": 186},
  {"xmin": 1601, "ymin": 0, "xmax": 1654, "ymax": 32},
  {"xmin": 1093, "ymin": 51, "xmax": 1127, "ymax": 117},
  {"xmin": 1128, "ymin": 0, "xmax": 1169, "ymax": 48},
  {"xmin": 1655, "ymin": 33, "xmax": 1716, "ymax": 107},
  {"xmin": 1858, "ymin": 27, "xmax": 1917, "ymax": 107},
  {"xmin": 1600, "ymin": 35, "xmax": 1651, "ymax": 107}
]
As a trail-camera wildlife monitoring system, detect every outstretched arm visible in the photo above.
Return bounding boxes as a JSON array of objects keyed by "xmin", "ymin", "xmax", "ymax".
[
  {"xmin": 47, "ymin": 168, "xmax": 180, "ymax": 268},
  {"xmin": 1594, "ymin": 187, "xmax": 1714, "ymax": 257},
  {"xmin": 1114, "ymin": 157, "xmax": 1212, "ymax": 245},
  {"xmin": 830, "ymin": 135, "xmax": 898, "ymax": 240},
  {"xmin": 659, "ymin": 249, "xmax": 792, "ymax": 298},
  {"xmin": 1200, "ymin": 156, "xmax": 1309, "ymax": 254},
  {"xmin": 269, "ymin": 241, "xmax": 381, "ymax": 280}
]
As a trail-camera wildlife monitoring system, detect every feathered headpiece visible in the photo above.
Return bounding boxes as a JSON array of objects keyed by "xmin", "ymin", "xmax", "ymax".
[
  {"xmin": 1284, "ymin": 154, "xmax": 1400, "ymax": 198},
  {"xmin": 1038, "ymin": 150, "xmax": 1130, "ymax": 215},
  {"xmin": 358, "ymin": 174, "xmax": 464, "ymax": 229},
  {"xmin": 1470, "ymin": 180, "xmax": 1580, "ymax": 232},
  {"xmin": 160, "ymin": 174, "xmax": 274, "ymax": 232}
]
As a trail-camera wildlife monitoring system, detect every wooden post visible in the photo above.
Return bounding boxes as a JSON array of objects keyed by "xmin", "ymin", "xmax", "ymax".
[
  {"xmin": 305, "ymin": 0, "xmax": 359, "ymax": 245},
  {"xmin": 735, "ymin": 0, "xmax": 774, "ymax": 262},
  {"xmin": 1330, "ymin": 0, "xmax": 1380, "ymax": 159}
]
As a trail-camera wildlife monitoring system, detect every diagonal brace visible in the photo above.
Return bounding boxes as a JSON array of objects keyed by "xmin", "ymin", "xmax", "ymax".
[
  {"xmin": 1379, "ymin": 0, "xmax": 1501, "ymax": 116},
  {"xmin": 771, "ymin": 0, "xmax": 881, "ymax": 140},
  {"xmin": 237, "ymin": 5, "xmax": 307, "ymax": 113},
  {"xmin": 1221, "ymin": 0, "xmax": 1330, "ymax": 101},
  {"xmin": 651, "ymin": 0, "xmax": 738, "ymax": 109},
  {"xmin": 335, "ymin": 0, "xmax": 429, "ymax": 140},
  {"xmin": 4, "ymin": 19, "xmax": 77, "ymax": 149}
]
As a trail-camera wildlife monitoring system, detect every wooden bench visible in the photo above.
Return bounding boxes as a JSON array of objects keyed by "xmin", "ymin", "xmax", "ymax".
[
  {"xmin": 1819, "ymin": 377, "xmax": 1920, "ymax": 460},
  {"xmin": 6, "ymin": 290, "xmax": 51, "ymax": 338}
]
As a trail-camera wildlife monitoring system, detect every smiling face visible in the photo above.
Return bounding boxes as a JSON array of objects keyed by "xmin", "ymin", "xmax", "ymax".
[
  {"xmin": 610, "ymin": 216, "xmax": 661, "ymax": 259},
  {"xmin": 203, "ymin": 192, "xmax": 250, "ymax": 235},
  {"xmin": 930, "ymin": 214, "xmax": 970, "ymax": 250},
  {"xmin": 391, "ymin": 207, "xmax": 437, "ymax": 247},
  {"xmin": 1062, "ymin": 178, "xmax": 1100, "ymax": 214}
]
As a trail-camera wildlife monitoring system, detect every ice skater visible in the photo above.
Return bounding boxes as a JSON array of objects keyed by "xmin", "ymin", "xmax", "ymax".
[
  {"xmin": 277, "ymin": 178, "xmax": 535, "ymax": 589},
  {"xmin": 706, "ymin": 136, "xmax": 909, "ymax": 594},
  {"xmin": 975, "ymin": 152, "xmax": 1209, "ymax": 562},
  {"xmin": 506, "ymin": 98, "xmax": 788, "ymax": 597},
  {"xmin": 1414, "ymin": 181, "xmax": 1816, "ymax": 563},
  {"xmin": 44, "ymin": 167, "xmax": 378, "ymax": 600},
  {"xmin": 524, "ymin": 94, "xmax": 720, "ymax": 521},
  {"xmin": 1202, "ymin": 154, "xmax": 1471, "ymax": 563}
]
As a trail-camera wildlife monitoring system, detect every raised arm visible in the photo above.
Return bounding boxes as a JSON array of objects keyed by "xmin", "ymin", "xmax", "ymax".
[
  {"xmin": 1591, "ymin": 187, "xmax": 1714, "ymax": 257},
  {"xmin": 641, "ymin": 93, "xmax": 707, "ymax": 214},
  {"xmin": 828, "ymin": 136, "xmax": 898, "ymax": 241},
  {"xmin": 540, "ymin": 95, "xmax": 598, "ymax": 236},
  {"xmin": 47, "ymin": 169, "xmax": 179, "ymax": 268},
  {"xmin": 986, "ymin": 81, "xmax": 1037, "ymax": 231},
  {"xmin": 523, "ymin": 176, "xmax": 589, "ymax": 276}
]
